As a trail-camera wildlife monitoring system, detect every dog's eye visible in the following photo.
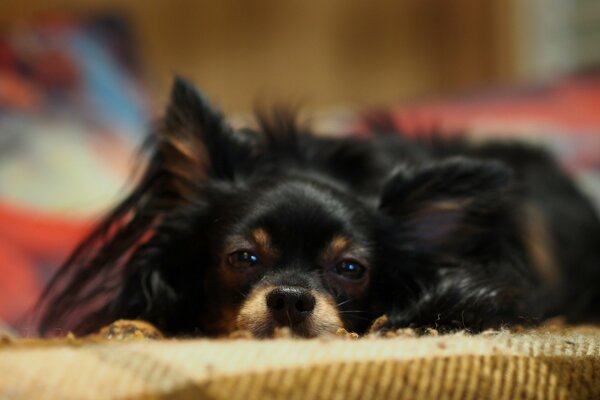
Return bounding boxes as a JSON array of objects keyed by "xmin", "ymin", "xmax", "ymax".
[
  {"xmin": 334, "ymin": 260, "xmax": 366, "ymax": 279},
  {"xmin": 227, "ymin": 251, "xmax": 260, "ymax": 269}
]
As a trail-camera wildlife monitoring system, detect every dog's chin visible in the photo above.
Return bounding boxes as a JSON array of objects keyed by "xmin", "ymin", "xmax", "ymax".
[{"xmin": 240, "ymin": 317, "xmax": 341, "ymax": 338}]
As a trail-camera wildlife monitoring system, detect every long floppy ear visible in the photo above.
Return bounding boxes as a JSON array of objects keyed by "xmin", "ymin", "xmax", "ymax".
[
  {"xmin": 379, "ymin": 157, "xmax": 513, "ymax": 256},
  {"xmin": 37, "ymin": 77, "xmax": 252, "ymax": 335}
]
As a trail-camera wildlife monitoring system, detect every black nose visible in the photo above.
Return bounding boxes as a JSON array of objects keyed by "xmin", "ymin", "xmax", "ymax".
[{"xmin": 266, "ymin": 287, "xmax": 316, "ymax": 325}]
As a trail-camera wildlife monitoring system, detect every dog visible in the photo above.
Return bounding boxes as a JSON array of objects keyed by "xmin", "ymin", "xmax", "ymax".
[{"xmin": 38, "ymin": 77, "xmax": 600, "ymax": 338}]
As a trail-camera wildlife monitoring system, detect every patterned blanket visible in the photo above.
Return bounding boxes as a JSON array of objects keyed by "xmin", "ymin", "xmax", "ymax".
[{"xmin": 2, "ymin": 327, "xmax": 599, "ymax": 399}]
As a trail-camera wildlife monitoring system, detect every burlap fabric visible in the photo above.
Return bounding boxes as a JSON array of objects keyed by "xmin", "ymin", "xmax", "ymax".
[{"xmin": 1, "ymin": 328, "xmax": 599, "ymax": 399}]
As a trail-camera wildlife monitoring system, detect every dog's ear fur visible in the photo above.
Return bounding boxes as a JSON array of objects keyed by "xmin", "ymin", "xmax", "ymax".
[
  {"xmin": 379, "ymin": 158, "xmax": 513, "ymax": 255},
  {"xmin": 153, "ymin": 77, "xmax": 256, "ymax": 201},
  {"xmin": 36, "ymin": 78, "xmax": 250, "ymax": 335}
]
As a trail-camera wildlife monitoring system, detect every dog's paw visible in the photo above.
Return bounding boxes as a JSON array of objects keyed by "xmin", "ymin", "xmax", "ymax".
[
  {"xmin": 368, "ymin": 314, "xmax": 447, "ymax": 337},
  {"xmin": 367, "ymin": 314, "xmax": 390, "ymax": 333},
  {"xmin": 98, "ymin": 319, "xmax": 164, "ymax": 340}
]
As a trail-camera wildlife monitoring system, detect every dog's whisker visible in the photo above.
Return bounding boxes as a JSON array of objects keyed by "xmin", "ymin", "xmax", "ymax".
[
  {"xmin": 336, "ymin": 299, "xmax": 354, "ymax": 307},
  {"xmin": 341, "ymin": 315, "xmax": 373, "ymax": 322},
  {"xmin": 338, "ymin": 310, "xmax": 370, "ymax": 314}
]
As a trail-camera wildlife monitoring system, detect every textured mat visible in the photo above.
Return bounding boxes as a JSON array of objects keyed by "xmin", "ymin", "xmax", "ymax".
[{"xmin": 1, "ymin": 328, "xmax": 599, "ymax": 399}]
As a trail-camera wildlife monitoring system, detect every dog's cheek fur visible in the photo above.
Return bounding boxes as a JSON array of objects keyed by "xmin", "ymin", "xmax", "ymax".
[
  {"xmin": 307, "ymin": 295, "xmax": 344, "ymax": 336},
  {"xmin": 236, "ymin": 286, "xmax": 274, "ymax": 337}
]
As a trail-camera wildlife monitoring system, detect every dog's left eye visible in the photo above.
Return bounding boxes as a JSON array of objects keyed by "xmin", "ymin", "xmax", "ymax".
[
  {"xmin": 227, "ymin": 251, "xmax": 260, "ymax": 269},
  {"xmin": 334, "ymin": 260, "xmax": 366, "ymax": 280}
]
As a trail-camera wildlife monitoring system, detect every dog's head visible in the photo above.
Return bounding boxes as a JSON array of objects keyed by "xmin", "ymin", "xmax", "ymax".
[{"xmin": 39, "ymin": 78, "xmax": 512, "ymax": 338}]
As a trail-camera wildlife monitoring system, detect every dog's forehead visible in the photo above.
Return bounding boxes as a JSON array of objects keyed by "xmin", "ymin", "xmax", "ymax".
[{"xmin": 234, "ymin": 180, "xmax": 370, "ymax": 252}]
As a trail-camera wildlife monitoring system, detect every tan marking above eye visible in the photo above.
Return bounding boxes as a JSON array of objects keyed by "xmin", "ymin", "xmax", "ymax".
[
  {"xmin": 251, "ymin": 228, "xmax": 271, "ymax": 249},
  {"xmin": 321, "ymin": 235, "xmax": 370, "ymax": 269},
  {"xmin": 330, "ymin": 236, "xmax": 350, "ymax": 255},
  {"xmin": 250, "ymin": 228, "xmax": 280, "ymax": 262},
  {"xmin": 322, "ymin": 235, "xmax": 351, "ymax": 262}
]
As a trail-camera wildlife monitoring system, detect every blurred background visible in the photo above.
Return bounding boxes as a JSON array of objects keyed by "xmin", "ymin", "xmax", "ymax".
[
  {"xmin": 4, "ymin": 0, "xmax": 600, "ymax": 113},
  {"xmin": 1, "ymin": 0, "xmax": 600, "ymax": 334}
]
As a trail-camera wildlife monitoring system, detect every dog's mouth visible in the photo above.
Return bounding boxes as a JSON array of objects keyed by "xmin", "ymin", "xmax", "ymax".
[{"xmin": 236, "ymin": 285, "xmax": 343, "ymax": 338}]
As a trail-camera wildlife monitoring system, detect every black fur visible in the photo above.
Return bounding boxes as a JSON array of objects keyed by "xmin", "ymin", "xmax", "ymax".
[{"xmin": 38, "ymin": 78, "xmax": 600, "ymax": 336}]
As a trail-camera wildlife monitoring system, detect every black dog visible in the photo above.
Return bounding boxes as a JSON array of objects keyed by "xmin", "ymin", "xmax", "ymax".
[{"xmin": 38, "ymin": 78, "xmax": 600, "ymax": 337}]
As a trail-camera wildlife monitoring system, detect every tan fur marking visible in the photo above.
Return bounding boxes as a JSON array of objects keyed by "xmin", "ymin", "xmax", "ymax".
[
  {"xmin": 251, "ymin": 228, "xmax": 271, "ymax": 250},
  {"xmin": 523, "ymin": 203, "xmax": 560, "ymax": 286},
  {"xmin": 162, "ymin": 136, "xmax": 209, "ymax": 196},
  {"xmin": 322, "ymin": 235, "xmax": 351, "ymax": 262},
  {"xmin": 331, "ymin": 236, "xmax": 350, "ymax": 254},
  {"xmin": 167, "ymin": 137, "xmax": 205, "ymax": 163}
]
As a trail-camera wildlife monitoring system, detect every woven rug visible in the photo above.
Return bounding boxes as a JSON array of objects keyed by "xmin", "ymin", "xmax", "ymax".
[{"xmin": 1, "ymin": 327, "xmax": 599, "ymax": 400}]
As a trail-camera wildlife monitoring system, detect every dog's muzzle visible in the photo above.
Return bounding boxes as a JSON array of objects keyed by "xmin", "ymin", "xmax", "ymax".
[
  {"xmin": 266, "ymin": 286, "xmax": 316, "ymax": 326},
  {"xmin": 236, "ymin": 284, "xmax": 343, "ymax": 338}
]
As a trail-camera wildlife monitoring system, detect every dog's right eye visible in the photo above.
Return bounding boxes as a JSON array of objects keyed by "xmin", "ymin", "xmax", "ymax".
[{"xmin": 227, "ymin": 251, "xmax": 260, "ymax": 269}]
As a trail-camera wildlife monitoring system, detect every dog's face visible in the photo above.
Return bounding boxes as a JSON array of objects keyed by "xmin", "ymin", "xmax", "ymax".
[
  {"xmin": 39, "ymin": 78, "xmax": 514, "ymax": 337},
  {"xmin": 208, "ymin": 178, "xmax": 376, "ymax": 337}
]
